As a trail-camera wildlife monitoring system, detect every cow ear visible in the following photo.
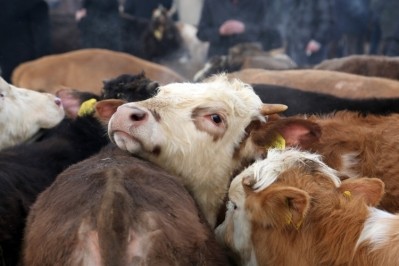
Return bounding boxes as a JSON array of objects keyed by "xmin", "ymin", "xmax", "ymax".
[
  {"xmin": 276, "ymin": 119, "xmax": 321, "ymax": 149},
  {"xmin": 95, "ymin": 99, "xmax": 126, "ymax": 123},
  {"xmin": 146, "ymin": 81, "xmax": 159, "ymax": 95},
  {"xmin": 245, "ymin": 185, "xmax": 310, "ymax": 230},
  {"xmin": 339, "ymin": 178, "xmax": 385, "ymax": 206}
]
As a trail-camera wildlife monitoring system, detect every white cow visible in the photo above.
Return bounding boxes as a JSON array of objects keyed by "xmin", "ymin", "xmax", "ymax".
[
  {"xmin": 107, "ymin": 75, "xmax": 287, "ymax": 227},
  {"xmin": 0, "ymin": 77, "xmax": 65, "ymax": 150}
]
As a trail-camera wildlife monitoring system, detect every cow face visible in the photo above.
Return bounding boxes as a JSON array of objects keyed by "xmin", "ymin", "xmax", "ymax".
[
  {"xmin": 0, "ymin": 77, "xmax": 65, "ymax": 149},
  {"xmin": 216, "ymin": 148, "xmax": 385, "ymax": 265},
  {"xmin": 107, "ymin": 75, "xmax": 286, "ymax": 226},
  {"xmin": 216, "ymin": 148, "xmax": 341, "ymax": 265}
]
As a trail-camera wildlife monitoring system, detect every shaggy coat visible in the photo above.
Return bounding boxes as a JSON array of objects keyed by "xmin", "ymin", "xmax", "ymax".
[
  {"xmin": 248, "ymin": 111, "xmax": 399, "ymax": 213},
  {"xmin": 216, "ymin": 148, "xmax": 397, "ymax": 265}
]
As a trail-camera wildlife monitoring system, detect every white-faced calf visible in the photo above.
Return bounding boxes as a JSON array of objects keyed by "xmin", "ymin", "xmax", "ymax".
[{"xmin": 107, "ymin": 75, "xmax": 287, "ymax": 227}]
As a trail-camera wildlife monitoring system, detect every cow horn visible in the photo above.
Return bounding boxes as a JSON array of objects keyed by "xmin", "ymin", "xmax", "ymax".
[{"xmin": 260, "ymin": 103, "xmax": 288, "ymax": 115}]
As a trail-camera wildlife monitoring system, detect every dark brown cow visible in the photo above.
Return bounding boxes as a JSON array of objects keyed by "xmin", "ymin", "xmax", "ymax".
[
  {"xmin": 23, "ymin": 145, "xmax": 229, "ymax": 266},
  {"xmin": 314, "ymin": 55, "xmax": 399, "ymax": 81}
]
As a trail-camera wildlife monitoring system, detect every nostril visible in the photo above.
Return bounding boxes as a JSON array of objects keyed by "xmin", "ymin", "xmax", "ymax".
[
  {"xmin": 130, "ymin": 112, "xmax": 146, "ymax": 121},
  {"xmin": 54, "ymin": 97, "xmax": 62, "ymax": 106}
]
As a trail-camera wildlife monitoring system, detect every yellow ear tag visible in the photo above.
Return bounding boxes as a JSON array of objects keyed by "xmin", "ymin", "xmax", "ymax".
[
  {"xmin": 154, "ymin": 29, "xmax": 162, "ymax": 40},
  {"xmin": 269, "ymin": 133, "xmax": 286, "ymax": 150},
  {"xmin": 343, "ymin": 190, "xmax": 352, "ymax": 199},
  {"xmin": 78, "ymin": 98, "xmax": 97, "ymax": 117}
]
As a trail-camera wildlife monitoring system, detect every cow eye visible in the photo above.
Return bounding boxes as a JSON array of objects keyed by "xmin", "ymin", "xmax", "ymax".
[
  {"xmin": 211, "ymin": 114, "xmax": 222, "ymax": 124},
  {"xmin": 0, "ymin": 93, "xmax": 4, "ymax": 98},
  {"xmin": 227, "ymin": 200, "xmax": 237, "ymax": 211}
]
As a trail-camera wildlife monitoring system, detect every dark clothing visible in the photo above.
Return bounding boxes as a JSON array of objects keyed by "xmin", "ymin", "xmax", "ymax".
[
  {"xmin": 385, "ymin": 21, "xmax": 399, "ymax": 56},
  {"xmin": 121, "ymin": 0, "xmax": 174, "ymax": 56},
  {"xmin": 78, "ymin": 0, "xmax": 121, "ymax": 50},
  {"xmin": 0, "ymin": 0, "xmax": 51, "ymax": 82},
  {"xmin": 285, "ymin": 0, "xmax": 334, "ymax": 66},
  {"xmin": 331, "ymin": 0, "xmax": 371, "ymax": 56},
  {"xmin": 196, "ymin": 0, "xmax": 270, "ymax": 58},
  {"xmin": 371, "ymin": 0, "xmax": 399, "ymax": 55},
  {"xmin": 124, "ymin": 0, "xmax": 173, "ymax": 19}
]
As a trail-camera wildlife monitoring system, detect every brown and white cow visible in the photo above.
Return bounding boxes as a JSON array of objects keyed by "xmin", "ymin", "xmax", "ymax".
[
  {"xmin": 11, "ymin": 48, "xmax": 185, "ymax": 95},
  {"xmin": 0, "ymin": 77, "xmax": 64, "ymax": 150},
  {"xmin": 107, "ymin": 75, "xmax": 287, "ymax": 227},
  {"xmin": 216, "ymin": 148, "xmax": 399, "ymax": 266}
]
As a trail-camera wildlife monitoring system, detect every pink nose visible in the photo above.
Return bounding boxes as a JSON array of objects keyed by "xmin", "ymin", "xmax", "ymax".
[
  {"xmin": 129, "ymin": 107, "xmax": 147, "ymax": 122},
  {"xmin": 116, "ymin": 105, "xmax": 149, "ymax": 127}
]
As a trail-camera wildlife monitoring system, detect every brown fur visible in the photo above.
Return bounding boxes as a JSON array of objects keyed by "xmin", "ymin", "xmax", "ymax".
[
  {"xmin": 250, "ymin": 111, "xmax": 399, "ymax": 213},
  {"xmin": 314, "ymin": 55, "xmax": 399, "ymax": 81},
  {"xmin": 245, "ymin": 164, "xmax": 390, "ymax": 265},
  {"xmin": 11, "ymin": 48, "xmax": 185, "ymax": 94},
  {"xmin": 228, "ymin": 69, "xmax": 399, "ymax": 99},
  {"xmin": 23, "ymin": 145, "xmax": 228, "ymax": 265}
]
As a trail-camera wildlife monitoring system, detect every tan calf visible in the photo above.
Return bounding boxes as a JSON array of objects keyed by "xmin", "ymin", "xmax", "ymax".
[{"xmin": 216, "ymin": 148, "xmax": 399, "ymax": 266}]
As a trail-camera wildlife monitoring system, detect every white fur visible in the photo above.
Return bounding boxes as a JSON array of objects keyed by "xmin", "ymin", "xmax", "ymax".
[
  {"xmin": 108, "ymin": 75, "xmax": 265, "ymax": 226},
  {"xmin": 216, "ymin": 164, "xmax": 258, "ymax": 266},
  {"xmin": 356, "ymin": 207, "xmax": 396, "ymax": 250},
  {"xmin": 253, "ymin": 148, "xmax": 341, "ymax": 192},
  {"xmin": 0, "ymin": 77, "xmax": 64, "ymax": 150},
  {"xmin": 340, "ymin": 152, "xmax": 360, "ymax": 178}
]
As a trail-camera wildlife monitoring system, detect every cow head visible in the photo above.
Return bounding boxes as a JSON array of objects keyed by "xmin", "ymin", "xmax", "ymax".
[
  {"xmin": 216, "ymin": 148, "xmax": 385, "ymax": 265},
  {"xmin": 0, "ymin": 77, "xmax": 65, "ymax": 149},
  {"xmin": 105, "ymin": 75, "xmax": 287, "ymax": 226},
  {"xmin": 101, "ymin": 72, "xmax": 159, "ymax": 102}
]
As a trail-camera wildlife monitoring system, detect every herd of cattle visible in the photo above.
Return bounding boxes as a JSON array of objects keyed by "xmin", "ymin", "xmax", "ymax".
[{"xmin": 2, "ymin": 43, "xmax": 399, "ymax": 266}]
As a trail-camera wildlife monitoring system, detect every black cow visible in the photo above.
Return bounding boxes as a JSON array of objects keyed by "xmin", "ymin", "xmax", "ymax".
[
  {"xmin": 252, "ymin": 83, "xmax": 399, "ymax": 116},
  {"xmin": 0, "ymin": 109, "xmax": 109, "ymax": 265},
  {"xmin": 101, "ymin": 72, "xmax": 159, "ymax": 102}
]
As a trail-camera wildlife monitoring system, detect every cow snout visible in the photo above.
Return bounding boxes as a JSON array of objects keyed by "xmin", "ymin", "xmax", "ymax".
[
  {"xmin": 129, "ymin": 108, "xmax": 147, "ymax": 122},
  {"xmin": 116, "ymin": 105, "xmax": 149, "ymax": 127}
]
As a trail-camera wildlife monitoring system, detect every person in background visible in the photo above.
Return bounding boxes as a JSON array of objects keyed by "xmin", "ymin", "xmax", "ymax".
[
  {"xmin": 0, "ymin": 0, "xmax": 51, "ymax": 82},
  {"xmin": 46, "ymin": 0, "xmax": 83, "ymax": 53},
  {"xmin": 76, "ymin": 0, "xmax": 121, "ymax": 51},
  {"xmin": 120, "ymin": 0, "xmax": 175, "ymax": 56},
  {"xmin": 329, "ymin": 0, "xmax": 371, "ymax": 57},
  {"xmin": 370, "ymin": 0, "xmax": 399, "ymax": 55},
  {"xmin": 284, "ymin": 0, "xmax": 334, "ymax": 67},
  {"xmin": 196, "ymin": 0, "xmax": 273, "ymax": 58}
]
